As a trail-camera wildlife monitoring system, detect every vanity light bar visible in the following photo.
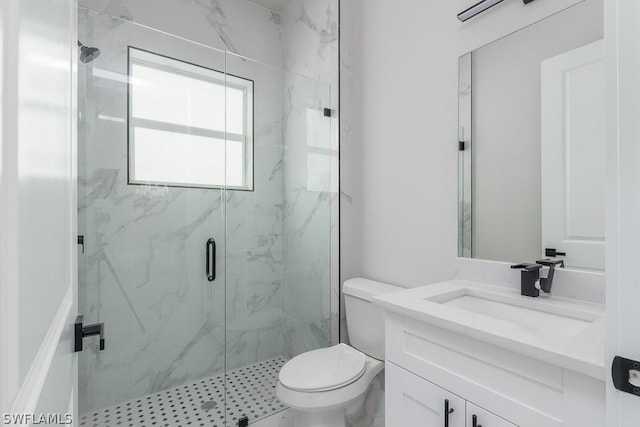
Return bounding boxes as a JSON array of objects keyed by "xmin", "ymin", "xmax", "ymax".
[{"xmin": 458, "ymin": 0, "xmax": 537, "ymax": 22}]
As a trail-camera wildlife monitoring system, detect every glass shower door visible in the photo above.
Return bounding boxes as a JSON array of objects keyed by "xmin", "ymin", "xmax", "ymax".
[
  {"xmin": 223, "ymin": 52, "xmax": 333, "ymax": 424},
  {"xmin": 77, "ymin": 9, "xmax": 334, "ymax": 427},
  {"xmin": 78, "ymin": 9, "xmax": 229, "ymax": 426}
]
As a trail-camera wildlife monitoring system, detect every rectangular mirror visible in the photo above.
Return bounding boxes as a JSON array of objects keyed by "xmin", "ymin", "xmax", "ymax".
[{"xmin": 458, "ymin": 0, "xmax": 604, "ymax": 271}]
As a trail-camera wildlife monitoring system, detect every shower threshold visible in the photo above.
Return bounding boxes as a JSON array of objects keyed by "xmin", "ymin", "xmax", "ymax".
[{"xmin": 80, "ymin": 357, "xmax": 287, "ymax": 427}]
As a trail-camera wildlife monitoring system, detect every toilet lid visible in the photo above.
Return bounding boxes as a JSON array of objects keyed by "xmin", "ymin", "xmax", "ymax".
[{"xmin": 279, "ymin": 344, "xmax": 366, "ymax": 392}]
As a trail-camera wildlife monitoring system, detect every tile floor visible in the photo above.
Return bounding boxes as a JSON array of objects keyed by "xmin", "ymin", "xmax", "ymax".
[{"xmin": 79, "ymin": 357, "xmax": 287, "ymax": 427}]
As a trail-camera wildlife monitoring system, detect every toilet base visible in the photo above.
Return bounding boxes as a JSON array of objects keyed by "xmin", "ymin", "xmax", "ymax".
[{"xmin": 294, "ymin": 409, "xmax": 345, "ymax": 427}]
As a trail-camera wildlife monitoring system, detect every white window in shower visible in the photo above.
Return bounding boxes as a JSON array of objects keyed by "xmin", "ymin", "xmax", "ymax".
[{"xmin": 128, "ymin": 47, "xmax": 254, "ymax": 190}]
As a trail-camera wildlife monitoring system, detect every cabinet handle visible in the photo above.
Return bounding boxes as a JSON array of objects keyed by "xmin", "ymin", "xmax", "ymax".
[
  {"xmin": 472, "ymin": 414, "xmax": 482, "ymax": 427},
  {"xmin": 206, "ymin": 238, "xmax": 216, "ymax": 282},
  {"xmin": 444, "ymin": 399, "xmax": 454, "ymax": 427}
]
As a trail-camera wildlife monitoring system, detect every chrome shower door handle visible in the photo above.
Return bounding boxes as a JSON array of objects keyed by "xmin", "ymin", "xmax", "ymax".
[{"xmin": 206, "ymin": 238, "xmax": 216, "ymax": 282}]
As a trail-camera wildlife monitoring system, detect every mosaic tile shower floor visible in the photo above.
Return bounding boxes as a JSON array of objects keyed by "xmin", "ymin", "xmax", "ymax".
[{"xmin": 80, "ymin": 357, "xmax": 287, "ymax": 427}]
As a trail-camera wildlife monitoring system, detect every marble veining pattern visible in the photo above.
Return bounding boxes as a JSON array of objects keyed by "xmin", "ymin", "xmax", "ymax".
[
  {"xmin": 188, "ymin": 0, "xmax": 239, "ymax": 53},
  {"xmin": 280, "ymin": 0, "xmax": 339, "ymax": 359},
  {"xmin": 79, "ymin": 0, "xmax": 283, "ymax": 67}
]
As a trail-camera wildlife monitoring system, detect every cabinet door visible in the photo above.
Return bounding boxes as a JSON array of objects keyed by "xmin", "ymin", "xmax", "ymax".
[
  {"xmin": 386, "ymin": 362, "xmax": 465, "ymax": 427},
  {"xmin": 466, "ymin": 402, "xmax": 517, "ymax": 427}
]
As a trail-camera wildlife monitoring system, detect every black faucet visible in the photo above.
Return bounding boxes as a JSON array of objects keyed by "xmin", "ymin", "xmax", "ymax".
[{"xmin": 511, "ymin": 259, "xmax": 565, "ymax": 297}]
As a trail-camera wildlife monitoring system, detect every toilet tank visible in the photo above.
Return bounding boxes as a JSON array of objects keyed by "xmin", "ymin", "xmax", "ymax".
[{"xmin": 344, "ymin": 278, "xmax": 404, "ymax": 360}]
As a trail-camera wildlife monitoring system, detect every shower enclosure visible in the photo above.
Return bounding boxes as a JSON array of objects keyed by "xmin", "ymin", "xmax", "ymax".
[{"xmin": 77, "ymin": 8, "xmax": 333, "ymax": 426}]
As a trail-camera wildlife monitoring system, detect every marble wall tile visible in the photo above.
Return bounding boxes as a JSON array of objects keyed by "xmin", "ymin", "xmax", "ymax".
[
  {"xmin": 280, "ymin": 0, "xmax": 340, "ymax": 355},
  {"xmin": 79, "ymin": 0, "xmax": 283, "ymax": 67},
  {"xmin": 338, "ymin": 0, "xmax": 355, "ymax": 346}
]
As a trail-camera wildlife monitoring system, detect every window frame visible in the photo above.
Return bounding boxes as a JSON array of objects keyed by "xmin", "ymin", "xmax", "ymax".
[{"xmin": 126, "ymin": 46, "xmax": 255, "ymax": 191}]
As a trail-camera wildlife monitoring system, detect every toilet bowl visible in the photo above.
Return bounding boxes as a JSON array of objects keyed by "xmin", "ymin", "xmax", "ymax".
[{"xmin": 276, "ymin": 279, "xmax": 403, "ymax": 427}]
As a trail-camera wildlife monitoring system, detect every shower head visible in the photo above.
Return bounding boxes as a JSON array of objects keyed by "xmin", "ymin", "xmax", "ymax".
[{"xmin": 78, "ymin": 40, "xmax": 101, "ymax": 64}]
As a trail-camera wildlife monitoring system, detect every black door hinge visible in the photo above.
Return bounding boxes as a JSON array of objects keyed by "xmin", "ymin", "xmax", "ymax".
[
  {"xmin": 545, "ymin": 248, "xmax": 566, "ymax": 257},
  {"xmin": 612, "ymin": 356, "xmax": 640, "ymax": 397},
  {"xmin": 74, "ymin": 315, "xmax": 105, "ymax": 352}
]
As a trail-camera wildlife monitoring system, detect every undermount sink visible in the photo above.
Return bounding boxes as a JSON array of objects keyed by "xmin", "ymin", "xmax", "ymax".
[
  {"xmin": 372, "ymin": 279, "xmax": 606, "ymax": 380},
  {"xmin": 426, "ymin": 288, "xmax": 601, "ymax": 338}
]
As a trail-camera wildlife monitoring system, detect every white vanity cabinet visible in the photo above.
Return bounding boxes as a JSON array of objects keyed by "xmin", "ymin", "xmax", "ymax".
[
  {"xmin": 387, "ymin": 362, "xmax": 516, "ymax": 427},
  {"xmin": 383, "ymin": 310, "xmax": 605, "ymax": 427},
  {"xmin": 386, "ymin": 362, "xmax": 465, "ymax": 427},
  {"xmin": 466, "ymin": 403, "xmax": 517, "ymax": 427}
]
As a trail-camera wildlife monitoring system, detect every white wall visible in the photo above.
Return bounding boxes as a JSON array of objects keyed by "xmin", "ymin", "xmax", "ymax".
[
  {"xmin": 472, "ymin": 0, "xmax": 603, "ymax": 264},
  {"xmin": 341, "ymin": 0, "xmax": 592, "ymax": 289},
  {"xmin": 340, "ymin": 0, "xmax": 459, "ymax": 289},
  {"xmin": 605, "ymin": 0, "xmax": 640, "ymax": 424},
  {"xmin": 0, "ymin": 0, "xmax": 77, "ymax": 417}
]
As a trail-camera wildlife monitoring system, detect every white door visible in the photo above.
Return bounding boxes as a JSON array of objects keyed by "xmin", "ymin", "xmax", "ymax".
[
  {"xmin": 541, "ymin": 39, "xmax": 605, "ymax": 271},
  {"xmin": 0, "ymin": 0, "xmax": 78, "ymax": 423},
  {"xmin": 605, "ymin": 0, "xmax": 640, "ymax": 424},
  {"xmin": 386, "ymin": 363, "xmax": 465, "ymax": 427},
  {"xmin": 466, "ymin": 402, "xmax": 517, "ymax": 427}
]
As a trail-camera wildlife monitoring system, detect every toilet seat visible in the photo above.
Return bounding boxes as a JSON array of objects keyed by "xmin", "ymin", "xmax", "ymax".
[
  {"xmin": 279, "ymin": 344, "xmax": 366, "ymax": 392},
  {"xmin": 276, "ymin": 352, "xmax": 385, "ymax": 414}
]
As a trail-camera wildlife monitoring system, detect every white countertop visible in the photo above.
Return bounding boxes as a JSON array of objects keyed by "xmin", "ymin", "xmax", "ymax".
[{"xmin": 373, "ymin": 279, "xmax": 606, "ymax": 380}]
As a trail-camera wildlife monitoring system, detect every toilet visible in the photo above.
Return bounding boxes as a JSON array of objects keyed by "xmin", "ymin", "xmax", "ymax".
[{"xmin": 276, "ymin": 278, "xmax": 403, "ymax": 427}]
